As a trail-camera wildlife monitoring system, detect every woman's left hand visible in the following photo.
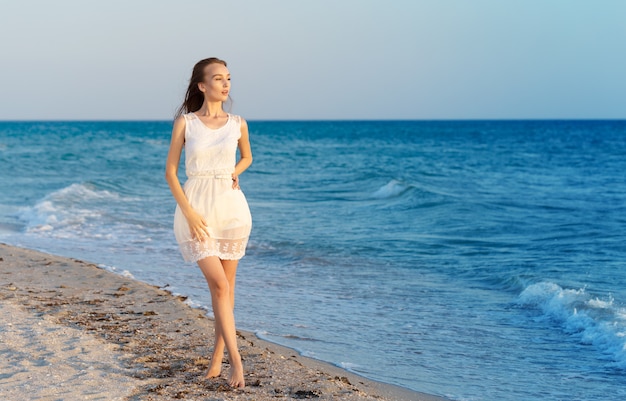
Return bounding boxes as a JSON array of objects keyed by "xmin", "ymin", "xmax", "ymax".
[{"xmin": 232, "ymin": 173, "xmax": 240, "ymax": 190}]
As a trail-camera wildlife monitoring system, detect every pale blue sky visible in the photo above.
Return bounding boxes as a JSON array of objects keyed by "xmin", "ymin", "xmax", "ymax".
[{"xmin": 1, "ymin": 0, "xmax": 625, "ymax": 120}]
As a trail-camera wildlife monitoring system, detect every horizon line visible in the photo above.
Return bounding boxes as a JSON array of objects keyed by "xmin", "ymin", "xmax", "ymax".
[{"xmin": 1, "ymin": 117, "xmax": 626, "ymax": 123}]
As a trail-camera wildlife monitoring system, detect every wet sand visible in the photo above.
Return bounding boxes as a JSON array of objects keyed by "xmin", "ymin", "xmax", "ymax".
[{"xmin": 0, "ymin": 243, "xmax": 448, "ymax": 401}]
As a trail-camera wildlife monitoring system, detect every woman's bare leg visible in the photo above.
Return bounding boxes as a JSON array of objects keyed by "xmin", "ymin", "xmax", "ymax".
[
  {"xmin": 197, "ymin": 256, "xmax": 244, "ymax": 388},
  {"xmin": 206, "ymin": 258, "xmax": 238, "ymax": 378}
]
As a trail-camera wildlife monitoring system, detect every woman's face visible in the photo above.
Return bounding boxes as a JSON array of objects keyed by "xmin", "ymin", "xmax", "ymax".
[{"xmin": 199, "ymin": 63, "xmax": 230, "ymax": 102}]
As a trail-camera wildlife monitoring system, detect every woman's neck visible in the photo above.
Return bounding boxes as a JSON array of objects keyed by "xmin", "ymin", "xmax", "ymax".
[{"xmin": 196, "ymin": 100, "xmax": 225, "ymax": 117}]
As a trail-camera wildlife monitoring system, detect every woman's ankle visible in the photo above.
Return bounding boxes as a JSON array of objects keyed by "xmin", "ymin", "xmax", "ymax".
[{"xmin": 229, "ymin": 352, "xmax": 242, "ymax": 367}]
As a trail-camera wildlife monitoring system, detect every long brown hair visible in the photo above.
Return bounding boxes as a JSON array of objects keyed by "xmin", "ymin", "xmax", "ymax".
[{"xmin": 174, "ymin": 57, "xmax": 230, "ymax": 119}]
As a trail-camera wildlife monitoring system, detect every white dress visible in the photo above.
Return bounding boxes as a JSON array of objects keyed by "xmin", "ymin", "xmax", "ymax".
[{"xmin": 173, "ymin": 112, "xmax": 252, "ymax": 262}]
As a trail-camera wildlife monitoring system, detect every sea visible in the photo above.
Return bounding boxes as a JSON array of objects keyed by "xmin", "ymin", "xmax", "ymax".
[{"xmin": 0, "ymin": 119, "xmax": 625, "ymax": 401}]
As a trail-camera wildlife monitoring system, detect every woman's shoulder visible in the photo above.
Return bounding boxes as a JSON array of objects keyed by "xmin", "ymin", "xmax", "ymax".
[
  {"xmin": 173, "ymin": 114, "xmax": 187, "ymax": 128},
  {"xmin": 228, "ymin": 113, "xmax": 246, "ymax": 126}
]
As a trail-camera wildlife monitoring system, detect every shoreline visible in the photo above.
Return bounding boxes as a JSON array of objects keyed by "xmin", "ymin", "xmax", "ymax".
[{"xmin": 0, "ymin": 242, "xmax": 448, "ymax": 401}]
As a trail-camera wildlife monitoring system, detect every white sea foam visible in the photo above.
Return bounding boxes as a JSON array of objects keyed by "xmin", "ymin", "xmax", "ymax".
[
  {"xmin": 300, "ymin": 350, "xmax": 318, "ymax": 358},
  {"xmin": 17, "ymin": 183, "xmax": 134, "ymax": 240},
  {"xmin": 97, "ymin": 263, "xmax": 135, "ymax": 279},
  {"xmin": 371, "ymin": 179, "xmax": 410, "ymax": 199},
  {"xmin": 338, "ymin": 361, "xmax": 361, "ymax": 371},
  {"xmin": 183, "ymin": 298, "xmax": 210, "ymax": 313},
  {"xmin": 517, "ymin": 282, "xmax": 626, "ymax": 369},
  {"xmin": 254, "ymin": 330, "xmax": 270, "ymax": 338},
  {"xmin": 119, "ymin": 270, "xmax": 135, "ymax": 278}
]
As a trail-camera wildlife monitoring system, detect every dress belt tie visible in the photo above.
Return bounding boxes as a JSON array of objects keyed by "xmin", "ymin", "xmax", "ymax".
[{"xmin": 187, "ymin": 170, "xmax": 233, "ymax": 180}]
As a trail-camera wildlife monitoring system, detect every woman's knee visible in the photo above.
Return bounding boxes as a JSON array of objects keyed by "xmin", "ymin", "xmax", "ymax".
[{"xmin": 210, "ymin": 278, "xmax": 231, "ymax": 299}]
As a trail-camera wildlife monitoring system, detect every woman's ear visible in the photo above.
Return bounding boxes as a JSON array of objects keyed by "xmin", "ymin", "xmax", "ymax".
[{"xmin": 197, "ymin": 82, "xmax": 206, "ymax": 93}]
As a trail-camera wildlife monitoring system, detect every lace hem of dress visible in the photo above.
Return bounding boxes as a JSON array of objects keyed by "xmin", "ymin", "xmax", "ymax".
[{"xmin": 179, "ymin": 237, "xmax": 249, "ymax": 262}]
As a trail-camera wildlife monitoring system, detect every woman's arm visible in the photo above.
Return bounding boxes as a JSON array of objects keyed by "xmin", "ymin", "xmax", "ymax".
[
  {"xmin": 232, "ymin": 118, "xmax": 253, "ymax": 188},
  {"xmin": 165, "ymin": 116, "xmax": 210, "ymax": 239}
]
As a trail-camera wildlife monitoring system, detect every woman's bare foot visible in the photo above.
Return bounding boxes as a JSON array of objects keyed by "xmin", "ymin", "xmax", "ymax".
[
  {"xmin": 228, "ymin": 361, "xmax": 245, "ymax": 388},
  {"xmin": 205, "ymin": 357, "xmax": 223, "ymax": 378}
]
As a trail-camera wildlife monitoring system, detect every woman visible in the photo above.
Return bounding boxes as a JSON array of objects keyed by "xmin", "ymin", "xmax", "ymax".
[{"xmin": 165, "ymin": 57, "xmax": 252, "ymax": 388}]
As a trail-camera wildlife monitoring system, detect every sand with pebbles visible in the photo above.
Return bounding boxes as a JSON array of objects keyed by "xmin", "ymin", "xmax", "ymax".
[{"xmin": 0, "ymin": 243, "xmax": 446, "ymax": 401}]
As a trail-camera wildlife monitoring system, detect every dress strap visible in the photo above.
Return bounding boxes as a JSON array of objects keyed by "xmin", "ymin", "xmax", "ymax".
[{"xmin": 230, "ymin": 114, "xmax": 241, "ymax": 125}]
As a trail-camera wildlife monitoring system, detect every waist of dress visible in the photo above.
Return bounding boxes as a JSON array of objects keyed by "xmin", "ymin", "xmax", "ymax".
[{"xmin": 187, "ymin": 169, "xmax": 233, "ymax": 180}]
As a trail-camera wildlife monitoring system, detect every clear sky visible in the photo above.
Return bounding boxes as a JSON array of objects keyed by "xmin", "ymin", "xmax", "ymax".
[{"xmin": 1, "ymin": 0, "xmax": 625, "ymax": 120}]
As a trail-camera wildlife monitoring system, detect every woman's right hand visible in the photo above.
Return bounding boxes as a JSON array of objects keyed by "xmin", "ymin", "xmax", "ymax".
[{"xmin": 185, "ymin": 210, "xmax": 210, "ymax": 241}]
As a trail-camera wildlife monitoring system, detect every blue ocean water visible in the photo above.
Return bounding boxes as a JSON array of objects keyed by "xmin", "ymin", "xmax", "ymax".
[{"xmin": 1, "ymin": 119, "xmax": 625, "ymax": 401}]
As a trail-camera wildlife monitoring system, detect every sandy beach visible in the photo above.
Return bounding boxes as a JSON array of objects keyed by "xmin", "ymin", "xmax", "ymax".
[{"xmin": 0, "ymin": 243, "xmax": 445, "ymax": 401}]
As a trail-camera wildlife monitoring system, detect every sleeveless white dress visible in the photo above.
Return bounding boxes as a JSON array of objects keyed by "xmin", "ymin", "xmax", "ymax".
[{"xmin": 173, "ymin": 112, "xmax": 252, "ymax": 262}]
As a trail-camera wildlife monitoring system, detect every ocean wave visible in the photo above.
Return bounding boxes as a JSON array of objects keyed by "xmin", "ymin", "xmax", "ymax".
[
  {"xmin": 517, "ymin": 282, "xmax": 626, "ymax": 369},
  {"xmin": 97, "ymin": 263, "xmax": 135, "ymax": 279},
  {"xmin": 183, "ymin": 298, "xmax": 211, "ymax": 313},
  {"xmin": 281, "ymin": 334, "xmax": 320, "ymax": 342},
  {"xmin": 17, "ymin": 182, "xmax": 137, "ymax": 239},
  {"xmin": 370, "ymin": 179, "xmax": 412, "ymax": 199},
  {"xmin": 337, "ymin": 361, "xmax": 362, "ymax": 371},
  {"xmin": 369, "ymin": 179, "xmax": 457, "ymax": 206},
  {"xmin": 253, "ymin": 330, "xmax": 319, "ymax": 342}
]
